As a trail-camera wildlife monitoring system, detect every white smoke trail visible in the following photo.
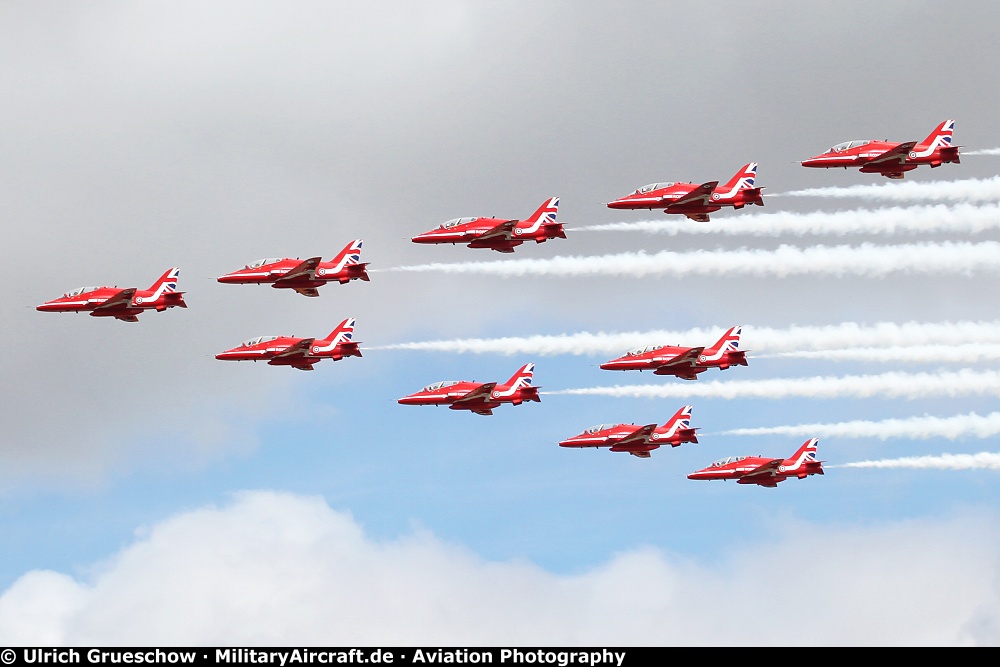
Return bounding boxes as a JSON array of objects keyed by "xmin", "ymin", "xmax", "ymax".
[
  {"xmin": 575, "ymin": 203, "xmax": 1000, "ymax": 237},
  {"xmin": 383, "ymin": 241, "xmax": 1000, "ymax": 279},
  {"xmin": 838, "ymin": 452, "xmax": 1000, "ymax": 470},
  {"xmin": 962, "ymin": 148, "xmax": 1000, "ymax": 156},
  {"xmin": 776, "ymin": 176, "xmax": 1000, "ymax": 203},
  {"xmin": 546, "ymin": 369, "xmax": 1000, "ymax": 400},
  {"xmin": 758, "ymin": 343, "xmax": 1000, "ymax": 364},
  {"xmin": 721, "ymin": 412, "xmax": 1000, "ymax": 440},
  {"xmin": 369, "ymin": 321, "xmax": 1000, "ymax": 356}
]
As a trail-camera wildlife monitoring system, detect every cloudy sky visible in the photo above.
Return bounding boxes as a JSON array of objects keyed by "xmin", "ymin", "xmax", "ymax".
[{"xmin": 2, "ymin": 1, "xmax": 1000, "ymax": 646}]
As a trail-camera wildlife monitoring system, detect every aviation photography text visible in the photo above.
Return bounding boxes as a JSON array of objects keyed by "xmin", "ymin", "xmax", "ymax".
[{"xmin": 10, "ymin": 649, "xmax": 630, "ymax": 667}]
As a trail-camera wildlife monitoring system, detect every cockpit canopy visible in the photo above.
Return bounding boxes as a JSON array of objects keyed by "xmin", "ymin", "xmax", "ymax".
[
  {"xmin": 584, "ymin": 424, "xmax": 612, "ymax": 434},
  {"xmin": 63, "ymin": 286, "xmax": 104, "ymax": 297},
  {"xmin": 440, "ymin": 217, "xmax": 478, "ymax": 229},
  {"xmin": 710, "ymin": 455, "xmax": 749, "ymax": 467},
  {"xmin": 241, "ymin": 336, "xmax": 279, "ymax": 347},
  {"xmin": 626, "ymin": 344, "xmax": 664, "ymax": 356},
  {"xmin": 423, "ymin": 380, "xmax": 465, "ymax": 391},
  {"xmin": 634, "ymin": 182, "xmax": 674, "ymax": 194},
  {"xmin": 246, "ymin": 258, "xmax": 285, "ymax": 269},
  {"xmin": 828, "ymin": 140, "xmax": 871, "ymax": 153}
]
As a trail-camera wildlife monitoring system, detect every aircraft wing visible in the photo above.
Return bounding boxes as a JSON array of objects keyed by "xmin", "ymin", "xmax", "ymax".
[
  {"xmin": 275, "ymin": 257, "xmax": 322, "ymax": 283},
  {"xmin": 452, "ymin": 382, "xmax": 497, "ymax": 406},
  {"xmin": 474, "ymin": 220, "xmax": 517, "ymax": 243},
  {"xmin": 92, "ymin": 288, "xmax": 136, "ymax": 311},
  {"xmin": 669, "ymin": 181, "xmax": 719, "ymax": 207},
  {"xmin": 865, "ymin": 141, "xmax": 917, "ymax": 166},
  {"xmin": 615, "ymin": 423, "xmax": 658, "ymax": 448},
  {"xmin": 272, "ymin": 338, "xmax": 315, "ymax": 360},
  {"xmin": 740, "ymin": 459, "xmax": 783, "ymax": 484},
  {"xmin": 655, "ymin": 346, "xmax": 705, "ymax": 370}
]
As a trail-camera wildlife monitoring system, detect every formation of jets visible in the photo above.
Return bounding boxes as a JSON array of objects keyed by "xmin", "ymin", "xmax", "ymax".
[{"xmin": 38, "ymin": 120, "xmax": 961, "ymax": 486}]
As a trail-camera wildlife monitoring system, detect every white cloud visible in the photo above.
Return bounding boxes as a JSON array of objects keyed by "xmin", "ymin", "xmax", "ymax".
[{"xmin": 0, "ymin": 491, "xmax": 997, "ymax": 646}]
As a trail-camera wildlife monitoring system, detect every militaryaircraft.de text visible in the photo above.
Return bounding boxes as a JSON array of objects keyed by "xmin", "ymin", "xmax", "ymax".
[
  {"xmin": 558, "ymin": 405, "xmax": 699, "ymax": 458},
  {"xmin": 411, "ymin": 198, "xmax": 566, "ymax": 253},
  {"xmin": 215, "ymin": 318, "xmax": 361, "ymax": 371},
  {"xmin": 801, "ymin": 120, "xmax": 959, "ymax": 179},
  {"xmin": 217, "ymin": 240, "xmax": 370, "ymax": 297},
  {"xmin": 397, "ymin": 363, "xmax": 540, "ymax": 415},
  {"xmin": 600, "ymin": 326, "xmax": 747, "ymax": 380},
  {"xmin": 606, "ymin": 163, "xmax": 764, "ymax": 222},
  {"xmin": 36, "ymin": 268, "xmax": 187, "ymax": 322},
  {"xmin": 687, "ymin": 438, "xmax": 825, "ymax": 487}
]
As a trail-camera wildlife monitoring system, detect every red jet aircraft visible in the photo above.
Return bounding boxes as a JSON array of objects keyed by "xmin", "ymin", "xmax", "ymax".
[
  {"xmin": 215, "ymin": 318, "xmax": 361, "ymax": 371},
  {"xmin": 801, "ymin": 120, "xmax": 959, "ymax": 179},
  {"xmin": 397, "ymin": 363, "xmax": 539, "ymax": 415},
  {"xmin": 558, "ymin": 405, "xmax": 698, "ymax": 458},
  {"xmin": 606, "ymin": 163, "xmax": 764, "ymax": 222},
  {"xmin": 600, "ymin": 326, "xmax": 747, "ymax": 380},
  {"xmin": 410, "ymin": 198, "xmax": 566, "ymax": 253},
  {"xmin": 36, "ymin": 268, "xmax": 187, "ymax": 322},
  {"xmin": 687, "ymin": 438, "xmax": 824, "ymax": 487},
  {"xmin": 217, "ymin": 240, "xmax": 370, "ymax": 297}
]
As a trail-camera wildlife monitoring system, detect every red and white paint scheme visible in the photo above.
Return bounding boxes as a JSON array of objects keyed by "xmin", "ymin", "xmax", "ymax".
[
  {"xmin": 217, "ymin": 240, "xmax": 370, "ymax": 297},
  {"xmin": 606, "ymin": 163, "xmax": 764, "ymax": 222},
  {"xmin": 36, "ymin": 268, "xmax": 187, "ymax": 322},
  {"xmin": 411, "ymin": 198, "xmax": 566, "ymax": 253},
  {"xmin": 397, "ymin": 363, "xmax": 540, "ymax": 415},
  {"xmin": 600, "ymin": 326, "xmax": 747, "ymax": 380},
  {"xmin": 687, "ymin": 438, "xmax": 824, "ymax": 487},
  {"xmin": 215, "ymin": 318, "xmax": 361, "ymax": 371},
  {"xmin": 801, "ymin": 120, "xmax": 959, "ymax": 179},
  {"xmin": 558, "ymin": 405, "xmax": 698, "ymax": 459}
]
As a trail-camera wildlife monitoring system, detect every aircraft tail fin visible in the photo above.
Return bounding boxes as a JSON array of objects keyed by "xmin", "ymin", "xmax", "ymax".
[
  {"xmin": 656, "ymin": 405, "xmax": 698, "ymax": 444},
  {"xmin": 497, "ymin": 362, "xmax": 535, "ymax": 393},
  {"xmin": 914, "ymin": 119, "xmax": 956, "ymax": 156},
  {"xmin": 704, "ymin": 325, "xmax": 742, "ymax": 356},
  {"xmin": 330, "ymin": 239, "xmax": 365, "ymax": 272},
  {"xmin": 524, "ymin": 197, "xmax": 559, "ymax": 224},
  {"xmin": 660, "ymin": 405, "xmax": 693, "ymax": 436},
  {"xmin": 785, "ymin": 438, "xmax": 823, "ymax": 474},
  {"xmin": 147, "ymin": 267, "xmax": 181, "ymax": 298},
  {"xmin": 721, "ymin": 162, "xmax": 758, "ymax": 191},
  {"xmin": 323, "ymin": 317, "xmax": 356, "ymax": 345}
]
